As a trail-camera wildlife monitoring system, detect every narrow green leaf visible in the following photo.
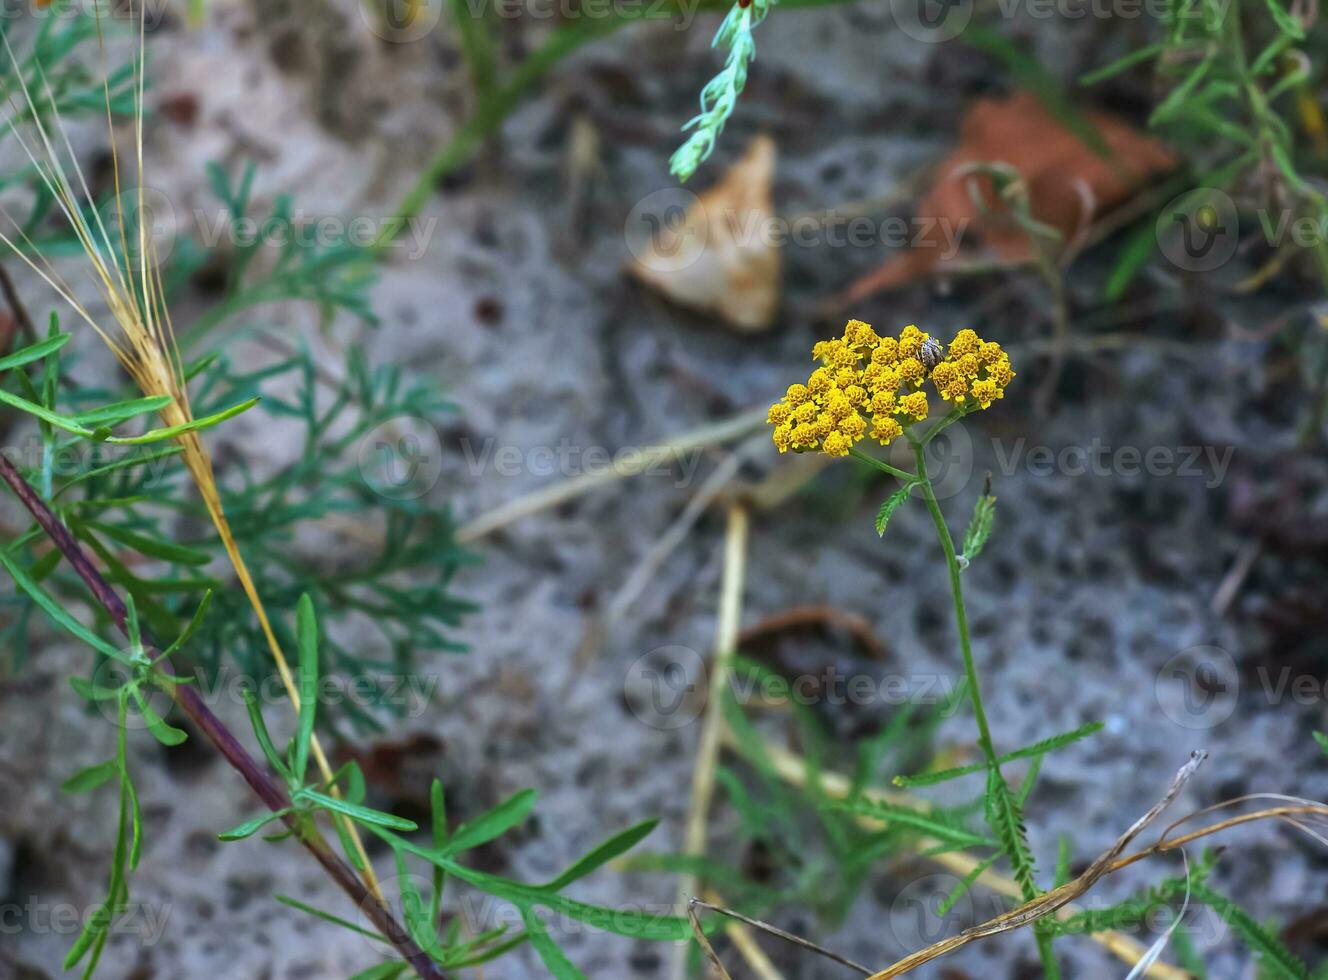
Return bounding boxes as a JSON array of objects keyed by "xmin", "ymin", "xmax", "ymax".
[
  {"xmin": 349, "ymin": 964, "xmax": 409, "ymax": 980},
  {"xmin": 297, "ymin": 788, "xmax": 419, "ymax": 831},
  {"xmin": 0, "ymin": 386, "xmax": 95, "ymax": 436},
  {"xmin": 395, "ymin": 849, "xmax": 441, "ymax": 954},
  {"xmin": 1315, "ymin": 732, "xmax": 1328, "ymax": 756},
  {"xmin": 62, "ymin": 899, "xmax": 113, "ymax": 970},
  {"xmin": 182, "ymin": 350, "xmax": 220, "ymax": 382},
  {"xmin": 429, "ymin": 777, "xmax": 448, "ymax": 926},
  {"xmin": 1269, "ymin": 141, "xmax": 1310, "ymax": 195},
  {"xmin": 939, "ymin": 853, "xmax": 999, "ymax": 916},
  {"xmin": 829, "ymin": 798, "xmax": 995, "ymax": 850},
  {"xmin": 218, "ymin": 809, "xmax": 292, "ymax": 841},
  {"xmin": 105, "ymin": 396, "xmax": 260, "ymax": 445},
  {"xmin": 69, "ymin": 675, "xmax": 122, "ymax": 701},
  {"xmin": 61, "ymin": 760, "xmax": 119, "ymax": 794},
  {"xmin": 443, "ymin": 930, "xmax": 529, "ymax": 968},
  {"xmin": 541, "ymin": 819, "xmax": 659, "ymax": 891},
  {"xmin": 1262, "ymin": 0, "xmax": 1305, "ymax": 39},
  {"xmin": 381, "ymin": 833, "xmax": 693, "ymax": 942},
  {"xmin": 430, "ymin": 779, "xmax": 448, "ymax": 849},
  {"xmin": 332, "ymin": 808, "xmax": 368, "ymax": 870},
  {"xmin": 291, "ymin": 594, "xmax": 319, "ymax": 785},
  {"xmin": 0, "ymin": 331, "xmax": 70, "ymax": 373},
  {"xmin": 0, "ymin": 549, "xmax": 126, "ymax": 660},
  {"xmin": 521, "ymin": 906, "xmax": 586, "ymax": 980},
  {"xmin": 53, "ymin": 445, "xmax": 183, "ymax": 499},
  {"xmin": 125, "ymin": 762, "xmax": 144, "ymax": 870},
  {"xmin": 86, "ymin": 520, "xmax": 211, "ymax": 567},
  {"xmin": 1150, "ymin": 56, "xmax": 1214, "ymax": 126},
  {"xmin": 158, "ymin": 590, "xmax": 213, "ymax": 660},
  {"xmin": 895, "ymin": 722, "xmax": 1104, "ymax": 788},
  {"xmin": 1104, "ymin": 219, "xmax": 1159, "ymax": 302},
  {"xmin": 133, "ymin": 692, "xmax": 187, "ymax": 746},
  {"xmin": 1078, "ymin": 43, "xmax": 1165, "ymax": 86},
  {"xmin": 72, "ymin": 395, "xmax": 172, "ymax": 427},
  {"xmin": 441, "ymin": 789, "xmax": 538, "ymax": 857},
  {"xmin": 276, "ymin": 894, "xmax": 386, "ymax": 941},
  {"xmin": 243, "ymin": 685, "xmax": 291, "ymax": 782}
]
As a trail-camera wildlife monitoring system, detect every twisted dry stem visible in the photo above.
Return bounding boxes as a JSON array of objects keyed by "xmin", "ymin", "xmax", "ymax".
[
  {"xmin": 863, "ymin": 753, "xmax": 1212, "ymax": 979},
  {"xmin": 0, "ymin": 452, "xmax": 447, "ymax": 980}
]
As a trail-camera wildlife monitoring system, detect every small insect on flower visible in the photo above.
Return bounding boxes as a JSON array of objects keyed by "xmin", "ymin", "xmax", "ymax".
[
  {"xmin": 767, "ymin": 321, "xmax": 1014, "ymax": 457},
  {"xmin": 918, "ymin": 337, "xmax": 944, "ymax": 372}
]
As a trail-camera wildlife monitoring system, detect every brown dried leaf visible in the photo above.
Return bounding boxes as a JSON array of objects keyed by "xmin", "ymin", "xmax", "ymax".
[
  {"xmin": 839, "ymin": 92, "xmax": 1176, "ymax": 303},
  {"xmin": 628, "ymin": 134, "xmax": 781, "ymax": 332}
]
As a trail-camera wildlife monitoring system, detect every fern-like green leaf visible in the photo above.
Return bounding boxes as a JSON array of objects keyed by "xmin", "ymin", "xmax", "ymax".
[
  {"xmin": 1189, "ymin": 882, "xmax": 1308, "ymax": 980},
  {"xmin": 985, "ymin": 766, "xmax": 1040, "ymax": 901},
  {"xmin": 895, "ymin": 722, "xmax": 1103, "ymax": 788}
]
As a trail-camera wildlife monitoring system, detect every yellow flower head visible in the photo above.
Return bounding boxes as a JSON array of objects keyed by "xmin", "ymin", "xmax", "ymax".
[
  {"xmin": 897, "ymin": 357, "xmax": 925, "ymax": 387},
  {"xmin": 870, "ymin": 415, "xmax": 903, "ymax": 443},
  {"xmin": 899, "ymin": 391, "xmax": 930, "ymax": 421},
  {"xmin": 845, "ymin": 319, "xmax": 879, "ymax": 348},
  {"xmin": 807, "ymin": 367, "xmax": 833, "ymax": 396},
  {"xmin": 949, "ymin": 328, "xmax": 980, "ymax": 358},
  {"xmin": 767, "ymin": 321, "xmax": 1013, "ymax": 456},
  {"xmin": 930, "ymin": 333, "xmax": 1013, "ymax": 413},
  {"xmin": 840, "ymin": 412, "xmax": 867, "ymax": 440},
  {"xmin": 822, "ymin": 431, "xmax": 851, "ymax": 456},
  {"xmin": 898, "ymin": 325, "xmax": 928, "ymax": 358},
  {"xmin": 971, "ymin": 379, "xmax": 1000, "ymax": 408}
]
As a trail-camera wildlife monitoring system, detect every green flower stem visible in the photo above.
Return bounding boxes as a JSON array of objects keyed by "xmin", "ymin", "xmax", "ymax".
[
  {"xmin": 909, "ymin": 434, "xmax": 1060, "ymax": 978},
  {"xmin": 921, "ymin": 407, "xmax": 965, "ymax": 446},
  {"xmin": 847, "ymin": 447, "xmax": 916, "ymax": 482},
  {"xmin": 909, "ymin": 436, "xmax": 996, "ymax": 761}
]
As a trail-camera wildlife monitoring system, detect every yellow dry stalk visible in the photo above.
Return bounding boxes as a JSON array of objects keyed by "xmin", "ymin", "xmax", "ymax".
[{"xmin": 0, "ymin": 14, "xmax": 384, "ymax": 900}]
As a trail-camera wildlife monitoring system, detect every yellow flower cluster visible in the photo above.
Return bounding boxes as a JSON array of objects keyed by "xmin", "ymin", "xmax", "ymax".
[
  {"xmin": 929, "ymin": 328, "xmax": 1015, "ymax": 410},
  {"xmin": 767, "ymin": 322, "xmax": 1014, "ymax": 457}
]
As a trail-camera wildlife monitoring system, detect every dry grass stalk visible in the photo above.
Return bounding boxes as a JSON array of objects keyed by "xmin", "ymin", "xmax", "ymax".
[
  {"xmin": 726, "ymin": 733, "xmax": 1193, "ymax": 980},
  {"xmin": 862, "ymin": 751, "xmax": 1208, "ymax": 979},
  {"xmin": 669, "ymin": 504, "xmax": 750, "ymax": 980}
]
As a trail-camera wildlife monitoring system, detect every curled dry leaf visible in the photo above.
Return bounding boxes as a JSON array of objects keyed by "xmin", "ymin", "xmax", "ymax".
[
  {"xmin": 628, "ymin": 134, "xmax": 781, "ymax": 332},
  {"xmin": 838, "ymin": 91, "xmax": 1176, "ymax": 304}
]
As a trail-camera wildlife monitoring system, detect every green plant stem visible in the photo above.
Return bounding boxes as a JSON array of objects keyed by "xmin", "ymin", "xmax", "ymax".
[
  {"xmin": 921, "ymin": 408, "xmax": 963, "ymax": 446},
  {"xmin": 847, "ymin": 447, "xmax": 915, "ymax": 482},
  {"xmin": 909, "ymin": 434, "xmax": 1060, "ymax": 978},
  {"xmin": 908, "ymin": 437, "xmax": 995, "ymax": 760}
]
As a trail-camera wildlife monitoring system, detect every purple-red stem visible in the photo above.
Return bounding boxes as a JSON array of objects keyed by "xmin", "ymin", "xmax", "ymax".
[{"xmin": 0, "ymin": 452, "xmax": 447, "ymax": 980}]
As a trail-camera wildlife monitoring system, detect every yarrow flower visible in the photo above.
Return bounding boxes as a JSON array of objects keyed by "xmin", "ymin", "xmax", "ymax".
[{"xmin": 767, "ymin": 321, "xmax": 1015, "ymax": 456}]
